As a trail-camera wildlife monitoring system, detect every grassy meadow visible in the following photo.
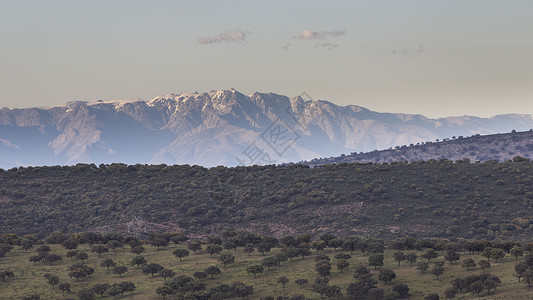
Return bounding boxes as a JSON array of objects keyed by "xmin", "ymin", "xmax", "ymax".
[{"xmin": 0, "ymin": 241, "xmax": 532, "ymax": 299}]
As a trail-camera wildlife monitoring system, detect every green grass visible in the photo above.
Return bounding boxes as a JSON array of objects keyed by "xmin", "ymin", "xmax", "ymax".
[{"xmin": 1, "ymin": 243, "xmax": 532, "ymax": 299}]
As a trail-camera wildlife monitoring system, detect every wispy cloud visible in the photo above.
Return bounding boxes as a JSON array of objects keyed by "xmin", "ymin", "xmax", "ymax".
[
  {"xmin": 197, "ymin": 30, "xmax": 247, "ymax": 45},
  {"xmin": 281, "ymin": 43, "xmax": 291, "ymax": 50},
  {"xmin": 314, "ymin": 43, "xmax": 339, "ymax": 50},
  {"xmin": 0, "ymin": 139, "xmax": 20, "ymax": 150},
  {"xmin": 296, "ymin": 30, "xmax": 345, "ymax": 40},
  {"xmin": 392, "ymin": 45, "xmax": 425, "ymax": 55}
]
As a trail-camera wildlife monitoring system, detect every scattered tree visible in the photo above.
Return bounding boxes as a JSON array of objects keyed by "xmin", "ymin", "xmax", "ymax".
[
  {"xmin": 406, "ymin": 252, "xmax": 418, "ymax": 266},
  {"xmin": 170, "ymin": 233, "xmax": 189, "ymax": 245},
  {"xmin": 219, "ymin": 252, "xmax": 235, "ymax": 268},
  {"xmin": 462, "ymin": 258, "xmax": 476, "ymax": 271},
  {"xmin": 77, "ymin": 288, "xmax": 95, "ymax": 300},
  {"xmin": 206, "ymin": 244, "xmax": 223, "ymax": 257},
  {"xmin": 514, "ymin": 262, "xmax": 528, "ymax": 282},
  {"xmin": 168, "ymin": 275, "xmax": 193, "ymax": 290},
  {"xmin": 193, "ymin": 271, "xmax": 207, "ymax": 280},
  {"xmin": 100, "ymin": 258, "xmax": 116, "ymax": 270},
  {"xmin": 58, "ymin": 282, "xmax": 71, "ymax": 295},
  {"xmin": 421, "ymin": 249, "xmax": 438, "ymax": 263},
  {"xmin": 393, "ymin": 251, "xmax": 406, "ymax": 266},
  {"xmin": 159, "ymin": 268, "xmax": 176, "ymax": 282},
  {"xmin": 76, "ymin": 252, "xmax": 89, "ymax": 263},
  {"xmin": 378, "ymin": 269, "xmax": 396, "ymax": 284},
  {"xmin": 90, "ymin": 246, "xmax": 107, "ymax": 258},
  {"xmin": 142, "ymin": 263, "xmax": 164, "ymax": 278},
  {"xmin": 21, "ymin": 239, "xmax": 34, "ymax": 253},
  {"xmin": 131, "ymin": 255, "xmax": 147, "ymax": 268},
  {"xmin": 107, "ymin": 284, "xmax": 123, "ymax": 298},
  {"xmin": 244, "ymin": 244, "xmax": 255, "ymax": 255},
  {"xmin": 66, "ymin": 250, "xmax": 78, "ymax": 260},
  {"xmin": 274, "ymin": 252, "xmax": 288, "ymax": 264},
  {"xmin": 36, "ymin": 245, "xmax": 51, "ymax": 253},
  {"xmin": 106, "ymin": 240, "xmax": 123, "ymax": 252},
  {"xmin": 510, "ymin": 246, "xmax": 524, "ymax": 261},
  {"xmin": 325, "ymin": 285, "xmax": 342, "ymax": 298},
  {"xmin": 431, "ymin": 264, "xmax": 444, "ymax": 279},
  {"xmin": 311, "ymin": 240, "xmax": 326, "ymax": 254},
  {"xmin": 47, "ymin": 275, "xmax": 59, "ymax": 289},
  {"xmin": 205, "ymin": 266, "xmax": 221, "ymax": 278},
  {"xmin": 295, "ymin": 278, "xmax": 308, "ymax": 286},
  {"xmin": 491, "ymin": 248, "xmax": 505, "ymax": 262},
  {"xmin": 172, "ymin": 248, "xmax": 190, "ymax": 261},
  {"xmin": 257, "ymin": 243, "xmax": 272, "ymax": 255},
  {"xmin": 61, "ymin": 239, "xmax": 78, "ymax": 251},
  {"xmin": 29, "ymin": 255, "xmax": 41, "ymax": 264},
  {"xmin": 392, "ymin": 283, "xmax": 409, "ymax": 298},
  {"xmin": 334, "ymin": 253, "xmax": 351, "ymax": 260},
  {"xmin": 470, "ymin": 280, "xmax": 484, "ymax": 297},
  {"xmin": 368, "ymin": 253, "xmax": 384, "ymax": 269},
  {"xmin": 117, "ymin": 281, "xmax": 136, "ymax": 296},
  {"xmin": 68, "ymin": 263, "xmax": 94, "ymax": 280},
  {"xmin": 368, "ymin": 288, "xmax": 385, "ymax": 300},
  {"xmin": 262, "ymin": 256, "xmax": 278, "ymax": 270},
  {"xmin": 92, "ymin": 283, "xmax": 110, "ymax": 297},
  {"xmin": 337, "ymin": 259, "xmax": 350, "ymax": 273},
  {"xmin": 523, "ymin": 269, "xmax": 533, "ymax": 288},
  {"xmin": 231, "ymin": 281, "xmax": 254, "ymax": 298},
  {"xmin": 479, "ymin": 260, "xmax": 491, "ymax": 273},
  {"xmin": 315, "ymin": 260, "xmax": 331, "ymax": 278},
  {"xmin": 150, "ymin": 237, "xmax": 168, "ymax": 250},
  {"xmin": 156, "ymin": 285, "xmax": 175, "ymax": 299},
  {"xmin": 417, "ymin": 262, "xmax": 429, "ymax": 274},
  {"xmin": 44, "ymin": 254, "xmax": 62, "ymax": 265},
  {"xmin": 113, "ymin": 265, "xmax": 128, "ymax": 278},
  {"xmin": 131, "ymin": 245, "xmax": 145, "ymax": 255},
  {"xmin": 444, "ymin": 287, "xmax": 457, "ymax": 299},
  {"xmin": 424, "ymin": 292, "xmax": 440, "ymax": 300},
  {"xmin": 246, "ymin": 265, "xmax": 264, "ymax": 277},
  {"xmin": 187, "ymin": 241, "xmax": 202, "ymax": 253},
  {"xmin": 444, "ymin": 250, "xmax": 460, "ymax": 264},
  {"xmin": 277, "ymin": 276, "xmax": 289, "ymax": 288}
]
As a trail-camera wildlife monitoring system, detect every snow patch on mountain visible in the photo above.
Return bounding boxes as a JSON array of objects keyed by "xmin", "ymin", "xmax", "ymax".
[{"xmin": 1, "ymin": 89, "xmax": 533, "ymax": 169}]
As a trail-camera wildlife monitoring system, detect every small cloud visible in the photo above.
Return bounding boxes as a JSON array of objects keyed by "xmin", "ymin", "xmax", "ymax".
[
  {"xmin": 314, "ymin": 43, "xmax": 339, "ymax": 50},
  {"xmin": 197, "ymin": 30, "xmax": 247, "ymax": 45},
  {"xmin": 0, "ymin": 139, "xmax": 20, "ymax": 150},
  {"xmin": 296, "ymin": 29, "xmax": 345, "ymax": 40},
  {"xmin": 281, "ymin": 43, "xmax": 291, "ymax": 50},
  {"xmin": 392, "ymin": 49, "xmax": 410, "ymax": 54},
  {"xmin": 393, "ymin": 45, "xmax": 425, "ymax": 55}
]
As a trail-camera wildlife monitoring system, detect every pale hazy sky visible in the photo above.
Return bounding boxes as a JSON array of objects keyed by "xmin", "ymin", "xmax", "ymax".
[{"xmin": 1, "ymin": 0, "xmax": 532, "ymax": 118}]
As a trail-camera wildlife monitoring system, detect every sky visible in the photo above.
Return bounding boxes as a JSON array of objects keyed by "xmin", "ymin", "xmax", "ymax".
[{"xmin": 1, "ymin": 0, "xmax": 532, "ymax": 118}]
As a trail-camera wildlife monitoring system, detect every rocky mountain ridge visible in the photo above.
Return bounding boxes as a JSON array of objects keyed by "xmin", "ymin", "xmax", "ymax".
[{"xmin": 2, "ymin": 89, "xmax": 533, "ymax": 168}]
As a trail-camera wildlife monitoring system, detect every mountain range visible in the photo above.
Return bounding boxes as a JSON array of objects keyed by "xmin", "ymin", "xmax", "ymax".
[{"xmin": 2, "ymin": 89, "xmax": 533, "ymax": 169}]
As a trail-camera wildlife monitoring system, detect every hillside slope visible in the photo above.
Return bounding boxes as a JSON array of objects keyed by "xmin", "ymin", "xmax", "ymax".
[
  {"xmin": 1, "ymin": 161, "xmax": 532, "ymax": 242},
  {"xmin": 304, "ymin": 130, "xmax": 533, "ymax": 166}
]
